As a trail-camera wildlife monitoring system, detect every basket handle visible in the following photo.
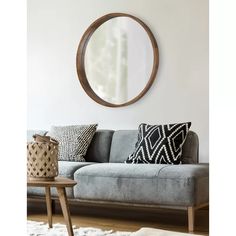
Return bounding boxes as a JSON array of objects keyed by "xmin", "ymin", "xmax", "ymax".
[{"xmin": 33, "ymin": 134, "xmax": 59, "ymax": 145}]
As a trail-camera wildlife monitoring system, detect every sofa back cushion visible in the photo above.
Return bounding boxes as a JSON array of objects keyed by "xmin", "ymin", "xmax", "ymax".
[
  {"xmin": 85, "ymin": 130, "xmax": 114, "ymax": 163},
  {"xmin": 109, "ymin": 130, "xmax": 138, "ymax": 163},
  {"xmin": 27, "ymin": 129, "xmax": 199, "ymax": 164},
  {"xmin": 182, "ymin": 131, "xmax": 199, "ymax": 163},
  {"xmin": 109, "ymin": 130, "xmax": 199, "ymax": 164}
]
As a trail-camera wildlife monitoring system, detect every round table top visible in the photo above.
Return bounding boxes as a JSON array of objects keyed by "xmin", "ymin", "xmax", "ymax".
[{"xmin": 27, "ymin": 176, "xmax": 77, "ymax": 187}]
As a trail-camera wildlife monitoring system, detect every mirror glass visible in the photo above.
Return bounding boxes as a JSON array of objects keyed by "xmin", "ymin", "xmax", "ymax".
[{"xmin": 84, "ymin": 16, "xmax": 154, "ymax": 105}]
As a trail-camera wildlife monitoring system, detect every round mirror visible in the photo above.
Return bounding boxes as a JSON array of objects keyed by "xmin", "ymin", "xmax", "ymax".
[{"xmin": 76, "ymin": 13, "xmax": 159, "ymax": 107}]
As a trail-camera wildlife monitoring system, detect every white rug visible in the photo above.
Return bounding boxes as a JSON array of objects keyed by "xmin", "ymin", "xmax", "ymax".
[
  {"xmin": 27, "ymin": 221, "xmax": 131, "ymax": 236},
  {"xmin": 132, "ymin": 227, "xmax": 204, "ymax": 236},
  {"xmin": 27, "ymin": 221, "xmax": 204, "ymax": 236}
]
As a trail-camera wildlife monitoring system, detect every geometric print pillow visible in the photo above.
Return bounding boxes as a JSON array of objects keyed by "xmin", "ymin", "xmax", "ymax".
[
  {"xmin": 125, "ymin": 122, "xmax": 191, "ymax": 164},
  {"xmin": 47, "ymin": 124, "xmax": 97, "ymax": 162}
]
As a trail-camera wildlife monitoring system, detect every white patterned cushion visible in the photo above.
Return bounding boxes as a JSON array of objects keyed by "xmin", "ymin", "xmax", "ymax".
[{"xmin": 47, "ymin": 124, "xmax": 97, "ymax": 161}]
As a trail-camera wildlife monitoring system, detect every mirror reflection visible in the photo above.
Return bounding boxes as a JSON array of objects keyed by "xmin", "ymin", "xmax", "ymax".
[{"xmin": 84, "ymin": 16, "xmax": 154, "ymax": 104}]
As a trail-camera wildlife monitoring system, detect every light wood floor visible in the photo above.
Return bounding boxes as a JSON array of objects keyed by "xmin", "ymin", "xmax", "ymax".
[{"xmin": 27, "ymin": 200, "xmax": 209, "ymax": 235}]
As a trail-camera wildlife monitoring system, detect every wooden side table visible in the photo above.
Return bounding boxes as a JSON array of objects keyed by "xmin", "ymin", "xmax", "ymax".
[{"xmin": 27, "ymin": 177, "xmax": 77, "ymax": 236}]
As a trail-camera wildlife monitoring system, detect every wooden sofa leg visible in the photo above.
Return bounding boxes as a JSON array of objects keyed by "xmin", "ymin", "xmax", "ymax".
[{"xmin": 188, "ymin": 206, "xmax": 195, "ymax": 232}]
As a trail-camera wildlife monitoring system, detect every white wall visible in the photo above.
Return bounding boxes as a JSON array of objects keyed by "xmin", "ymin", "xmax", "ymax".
[{"xmin": 27, "ymin": 0, "xmax": 209, "ymax": 162}]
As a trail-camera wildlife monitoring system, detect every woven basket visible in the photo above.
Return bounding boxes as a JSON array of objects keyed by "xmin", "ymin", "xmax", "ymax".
[{"xmin": 27, "ymin": 134, "xmax": 59, "ymax": 181}]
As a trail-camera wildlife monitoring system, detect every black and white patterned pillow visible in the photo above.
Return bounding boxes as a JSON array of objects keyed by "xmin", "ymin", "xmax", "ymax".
[
  {"xmin": 125, "ymin": 122, "xmax": 191, "ymax": 164},
  {"xmin": 47, "ymin": 124, "xmax": 97, "ymax": 161}
]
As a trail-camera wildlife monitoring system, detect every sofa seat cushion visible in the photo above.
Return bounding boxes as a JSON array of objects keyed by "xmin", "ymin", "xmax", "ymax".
[
  {"xmin": 74, "ymin": 163, "xmax": 209, "ymax": 206},
  {"xmin": 27, "ymin": 161, "xmax": 95, "ymax": 198}
]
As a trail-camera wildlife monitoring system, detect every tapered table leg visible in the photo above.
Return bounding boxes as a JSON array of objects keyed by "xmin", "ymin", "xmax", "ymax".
[
  {"xmin": 45, "ymin": 187, "xmax": 52, "ymax": 228},
  {"xmin": 28, "ymin": 177, "xmax": 76, "ymax": 235},
  {"xmin": 57, "ymin": 187, "xmax": 74, "ymax": 236}
]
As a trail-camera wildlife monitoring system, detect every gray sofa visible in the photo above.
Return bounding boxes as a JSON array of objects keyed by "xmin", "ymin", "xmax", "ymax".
[{"xmin": 27, "ymin": 129, "xmax": 209, "ymax": 232}]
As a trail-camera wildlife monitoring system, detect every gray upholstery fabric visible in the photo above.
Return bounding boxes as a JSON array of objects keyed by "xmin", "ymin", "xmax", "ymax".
[
  {"xmin": 109, "ymin": 130, "xmax": 199, "ymax": 164},
  {"xmin": 74, "ymin": 163, "xmax": 209, "ymax": 206},
  {"xmin": 156, "ymin": 164, "xmax": 209, "ymax": 206},
  {"xmin": 109, "ymin": 130, "xmax": 138, "ymax": 163},
  {"xmin": 58, "ymin": 161, "xmax": 95, "ymax": 178},
  {"xmin": 27, "ymin": 128, "xmax": 205, "ymax": 208},
  {"xmin": 85, "ymin": 130, "xmax": 114, "ymax": 163},
  {"xmin": 27, "ymin": 130, "xmax": 47, "ymax": 142},
  {"xmin": 27, "ymin": 161, "xmax": 95, "ymax": 198},
  {"xmin": 181, "ymin": 131, "xmax": 199, "ymax": 164}
]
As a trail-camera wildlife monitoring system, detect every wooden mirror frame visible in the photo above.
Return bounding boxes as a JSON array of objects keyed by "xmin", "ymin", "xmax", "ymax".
[{"xmin": 76, "ymin": 13, "xmax": 159, "ymax": 107}]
